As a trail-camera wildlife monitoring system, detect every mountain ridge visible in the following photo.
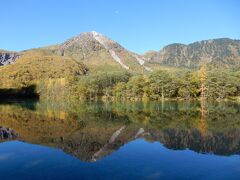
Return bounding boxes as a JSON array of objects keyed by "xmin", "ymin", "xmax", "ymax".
[
  {"xmin": 144, "ymin": 37, "xmax": 240, "ymax": 68},
  {"xmin": 1, "ymin": 32, "xmax": 240, "ymax": 70}
]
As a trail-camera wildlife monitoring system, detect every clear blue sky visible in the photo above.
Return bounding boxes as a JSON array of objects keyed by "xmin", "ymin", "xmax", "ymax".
[{"xmin": 1, "ymin": 0, "xmax": 240, "ymax": 53}]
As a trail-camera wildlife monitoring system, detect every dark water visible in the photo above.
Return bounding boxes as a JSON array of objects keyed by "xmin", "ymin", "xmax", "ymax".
[{"xmin": 0, "ymin": 100, "xmax": 240, "ymax": 179}]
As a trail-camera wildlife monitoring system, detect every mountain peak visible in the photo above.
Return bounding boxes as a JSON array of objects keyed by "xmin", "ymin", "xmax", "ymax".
[
  {"xmin": 52, "ymin": 31, "xmax": 152, "ymax": 71},
  {"xmin": 90, "ymin": 31, "xmax": 102, "ymax": 36}
]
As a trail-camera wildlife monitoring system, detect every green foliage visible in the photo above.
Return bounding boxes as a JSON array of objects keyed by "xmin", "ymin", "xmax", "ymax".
[
  {"xmin": 112, "ymin": 69, "xmax": 193, "ymax": 101},
  {"xmin": 206, "ymin": 70, "xmax": 240, "ymax": 99},
  {"xmin": 74, "ymin": 71, "xmax": 131, "ymax": 101},
  {"xmin": 111, "ymin": 67, "xmax": 240, "ymax": 101}
]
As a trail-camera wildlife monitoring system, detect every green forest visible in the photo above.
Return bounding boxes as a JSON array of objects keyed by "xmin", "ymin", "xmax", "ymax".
[
  {"xmin": 0, "ymin": 52, "xmax": 240, "ymax": 102},
  {"xmin": 73, "ymin": 65, "xmax": 240, "ymax": 102}
]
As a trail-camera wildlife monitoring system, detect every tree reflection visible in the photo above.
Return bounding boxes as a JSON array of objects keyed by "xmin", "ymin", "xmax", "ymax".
[{"xmin": 0, "ymin": 100, "xmax": 240, "ymax": 161}]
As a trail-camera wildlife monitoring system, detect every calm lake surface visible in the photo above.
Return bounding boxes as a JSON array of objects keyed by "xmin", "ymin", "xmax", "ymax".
[{"xmin": 0, "ymin": 100, "xmax": 240, "ymax": 179}]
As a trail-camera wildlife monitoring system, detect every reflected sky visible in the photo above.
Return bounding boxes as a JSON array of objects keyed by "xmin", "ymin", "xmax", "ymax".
[{"xmin": 0, "ymin": 140, "xmax": 240, "ymax": 180}]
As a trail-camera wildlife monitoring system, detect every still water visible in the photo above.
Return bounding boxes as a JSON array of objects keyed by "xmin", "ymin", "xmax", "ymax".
[{"xmin": 0, "ymin": 100, "xmax": 240, "ymax": 179}]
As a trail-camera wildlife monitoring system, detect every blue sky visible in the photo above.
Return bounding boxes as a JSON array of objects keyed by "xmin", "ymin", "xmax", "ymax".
[{"xmin": 1, "ymin": 0, "xmax": 240, "ymax": 53}]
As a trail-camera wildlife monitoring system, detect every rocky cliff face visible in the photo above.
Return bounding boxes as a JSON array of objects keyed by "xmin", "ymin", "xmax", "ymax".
[
  {"xmin": 0, "ymin": 50, "xmax": 19, "ymax": 66},
  {"xmin": 145, "ymin": 38, "xmax": 240, "ymax": 68}
]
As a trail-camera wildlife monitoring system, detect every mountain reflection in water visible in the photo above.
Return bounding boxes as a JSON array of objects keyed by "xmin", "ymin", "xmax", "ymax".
[{"xmin": 0, "ymin": 100, "xmax": 240, "ymax": 162}]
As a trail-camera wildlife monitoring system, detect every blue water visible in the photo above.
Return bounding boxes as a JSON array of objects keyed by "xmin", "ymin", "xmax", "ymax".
[{"xmin": 0, "ymin": 140, "xmax": 240, "ymax": 180}]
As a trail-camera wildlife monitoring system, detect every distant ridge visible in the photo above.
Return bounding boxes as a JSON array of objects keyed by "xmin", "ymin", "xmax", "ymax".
[{"xmin": 144, "ymin": 38, "xmax": 240, "ymax": 68}]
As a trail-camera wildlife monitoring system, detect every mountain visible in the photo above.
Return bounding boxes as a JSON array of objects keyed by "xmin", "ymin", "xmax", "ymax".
[
  {"xmin": 47, "ymin": 31, "xmax": 152, "ymax": 72},
  {"xmin": 1, "ymin": 33, "xmax": 240, "ymax": 71},
  {"xmin": 0, "ymin": 50, "xmax": 88, "ymax": 99},
  {"xmin": 144, "ymin": 38, "xmax": 240, "ymax": 68},
  {"xmin": 0, "ymin": 50, "xmax": 19, "ymax": 66},
  {"xmin": 0, "ymin": 51, "xmax": 88, "ymax": 86}
]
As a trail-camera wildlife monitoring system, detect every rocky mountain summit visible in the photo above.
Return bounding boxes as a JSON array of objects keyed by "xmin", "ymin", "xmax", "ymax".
[
  {"xmin": 0, "ymin": 50, "xmax": 19, "ymax": 66},
  {"xmin": 49, "ymin": 31, "xmax": 152, "ymax": 72}
]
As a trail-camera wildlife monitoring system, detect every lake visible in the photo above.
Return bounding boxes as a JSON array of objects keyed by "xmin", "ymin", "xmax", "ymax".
[{"xmin": 0, "ymin": 100, "xmax": 240, "ymax": 179}]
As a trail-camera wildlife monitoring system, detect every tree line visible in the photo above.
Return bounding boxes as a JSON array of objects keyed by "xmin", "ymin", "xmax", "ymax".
[{"xmin": 74, "ymin": 66, "xmax": 240, "ymax": 101}]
